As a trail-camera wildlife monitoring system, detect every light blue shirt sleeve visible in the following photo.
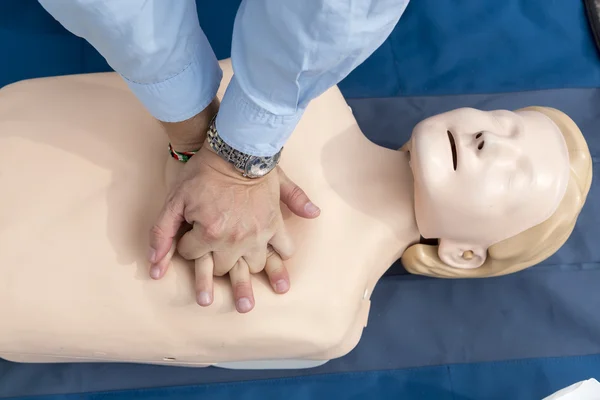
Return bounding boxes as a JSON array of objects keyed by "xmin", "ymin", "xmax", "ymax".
[
  {"xmin": 38, "ymin": 0, "xmax": 409, "ymax": 156},
  {"xmin": 37, "ymin": 0, "xmax": 222, "ymax": 123}
]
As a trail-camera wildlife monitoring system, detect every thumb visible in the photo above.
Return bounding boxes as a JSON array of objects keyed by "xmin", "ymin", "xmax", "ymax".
[
  {"xmin": 278, "ymin": 168, "xmax": 320, "ymax": 219},
  {"xmin": 148, "ymin": 195, "xmax": 185, "ymax": 278}
]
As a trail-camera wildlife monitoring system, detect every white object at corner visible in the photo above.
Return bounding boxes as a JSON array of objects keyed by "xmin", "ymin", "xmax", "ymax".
[{"xmin": 543, "ymin": 378, "xmax": 600, "ymax": 399}]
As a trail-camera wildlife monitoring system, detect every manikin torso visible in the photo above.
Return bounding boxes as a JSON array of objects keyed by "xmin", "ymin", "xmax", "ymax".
[{"xmin": 0, "ymin": 60, "xmax": 420, "ymax": 367}]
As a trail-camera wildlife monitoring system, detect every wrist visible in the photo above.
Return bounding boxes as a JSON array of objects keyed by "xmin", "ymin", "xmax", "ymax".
[
  {"xmin": 161, "ymin": 98, "xmax": 219, "ymax": 152},
  {"xmin": 199, "ymin": 145, "xmax": 259, "ymax": 182},
  {"xmin": 205, "ymin": 116, "xmax": 283, "ymax": 180}
]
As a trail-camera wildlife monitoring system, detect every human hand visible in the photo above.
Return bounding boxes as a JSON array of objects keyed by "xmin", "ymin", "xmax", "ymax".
[{"xmin": 149, "ymin": 145, "xmax": 320, "ymax": 313}]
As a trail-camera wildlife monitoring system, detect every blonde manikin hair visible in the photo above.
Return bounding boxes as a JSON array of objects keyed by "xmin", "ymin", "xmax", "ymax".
[{"xmin": 401, "ymin": 106, "xmax": 593, "ymax": 278}]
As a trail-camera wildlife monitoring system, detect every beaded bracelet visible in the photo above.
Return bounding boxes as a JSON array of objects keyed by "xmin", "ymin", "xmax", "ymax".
[{"xmin": 168, "ymin": 143, "xmax": 200, "ymax": 163}]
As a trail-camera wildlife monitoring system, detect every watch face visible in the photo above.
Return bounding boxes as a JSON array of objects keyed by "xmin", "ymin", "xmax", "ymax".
[{"xmin": 244, "ymin": 152, "xmax": 281, "ymax": 178}]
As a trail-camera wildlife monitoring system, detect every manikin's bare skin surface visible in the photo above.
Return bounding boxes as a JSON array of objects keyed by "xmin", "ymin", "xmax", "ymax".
[
  {"xmin": 0, "ymin": 61, "xmax": 417, "ymax": 367},
  {"xmin": 0, "ymin": 60, "xmax": 575, "ymax": 368}
]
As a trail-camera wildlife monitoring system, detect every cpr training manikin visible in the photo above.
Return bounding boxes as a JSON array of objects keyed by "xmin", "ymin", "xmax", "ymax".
[{"xmin": 0, "ymin": 59, "xmax": 591, "ymax": 369}]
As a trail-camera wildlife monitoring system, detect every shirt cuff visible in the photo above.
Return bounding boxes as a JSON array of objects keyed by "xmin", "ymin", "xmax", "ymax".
[
  {"xmin": 216, "ymin": 74, "xmax": 304, "ymax": 157},
  {"xmin": 121, "ymin": 45, "xmax": 223, "ymax": 123}
]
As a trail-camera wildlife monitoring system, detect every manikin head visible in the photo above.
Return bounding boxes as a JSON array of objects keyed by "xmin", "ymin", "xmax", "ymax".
[{"xmin": 401, "ymin": 106, "xmax": 592, "ymax": 278}]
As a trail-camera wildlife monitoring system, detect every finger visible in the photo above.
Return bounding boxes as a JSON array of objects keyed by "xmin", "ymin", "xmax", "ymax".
[
  {"xmin": 264, "ymin": 250, "xmax": 290, "ymax": 294},
  {"xmin": 243, "ymin": 246, "xmax": 268, "ymax": 274},
  {"xmin": 195, "ymin": 254, "xmax": 215, "ymax": 307},
  {"xmin": 149, "ymin": 240, "xmax": 177, "ymax": 280},
  {"xmin": 176, "ymin": 223, "xmax": 212, "ymax": 260},
  {"xmin": 149, "ymin": 194, "xmax": 185, "ymax": 265},
  {"xmin": 229, "ymin": 260, "xmax": 254, "ymax": 313},
  {"xmin": 213, "ymin": 249, "xmax": 242, "ymax": 277},
  {"xmin": 278, "ymin": 168, "xmax": 320, "ymax": 218},
  {"xmin": 269, "ymin": 224, "xmax": 295, "ymax": 260}
]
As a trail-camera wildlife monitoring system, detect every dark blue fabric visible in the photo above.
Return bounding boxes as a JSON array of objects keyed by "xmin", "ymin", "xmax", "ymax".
[
  {"xmin": 340, "ymin": 0, "xmax": 600, "ymax": 98},
  {"xmin": 5, "ymin": 354, "xmax": 600, "ymax": 400},
  {"xmin": 2, "ymin": 0, "xmax": 600, "ymax": 97}
]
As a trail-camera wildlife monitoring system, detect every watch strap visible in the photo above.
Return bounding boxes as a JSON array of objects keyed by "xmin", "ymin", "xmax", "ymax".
[
  {"xmin": 206, "ymin": 120, "xmax": 251, "ymax": 173},
  {"xmin": 206, "ymin": 116, "xmax": 281, "ymax": 178}
]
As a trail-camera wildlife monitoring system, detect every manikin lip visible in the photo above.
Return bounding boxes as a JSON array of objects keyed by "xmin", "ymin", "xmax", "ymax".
[{"xmin": 447, "ymin": 130, "xmax": 458, "ymax": 170}]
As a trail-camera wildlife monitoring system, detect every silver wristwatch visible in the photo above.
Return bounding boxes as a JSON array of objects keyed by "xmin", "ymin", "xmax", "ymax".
[{"xmin": 206, "ymin": 116, "xmax": 282, "ymax": 179}]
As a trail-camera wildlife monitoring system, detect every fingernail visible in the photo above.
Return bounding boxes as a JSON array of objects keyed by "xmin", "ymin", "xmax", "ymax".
[
  {"xmin": 148, "ymin": 248, "xmax": 156, "ymax": 263},
  {"xmin": 150, "ymin": 265, "xmax": 161, "ymax": 279},
  {"xmin": 197, "ymin": 291, "xmax": 212, "ymax": 306},
  {"xmin": 275, "ymin": 279, "xmax": 289, "ymax": 293},
  {"xmin": 236, "ymin": 297, "xmax": 252, "ymax": 313},
  {"xmin": 304, "ymin": 202, "xmax": 320, "ymax": 215}
]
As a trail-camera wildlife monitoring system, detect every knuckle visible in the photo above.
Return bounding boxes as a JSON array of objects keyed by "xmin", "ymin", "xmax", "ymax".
[
  {"xmin": 195, "ymin": 275, "xmax": 212, "ymax": 289},
  {"xmin": 247, "ymin": 259, "xmax": 265, "ymax": 274},
  {"xmin": 279, "ymin": 248, "xmax": 294, "ymax": 261},
  {"xmin": 198, "ymin": 253, "xmax": 213, "ymax": 263},
  {"xmin": 150, "ymin": 224, "xmax": 167, "ymax": 240},
  {"xmin": 267, "ymin": 265, "xmax": 284, "ymax": 277},
  {"xmin": 249, "ymin": 265, "xmax": 264, "ymax": 274},
  {"xmin": 248, "ymin": 224, "xmax": 261, "ymax": 237},
  {"xmin": 204, "ymin": 222, "xmax": 225, "ymax": 241},
  {"xmin": 164, "ymin": 191, "xmax": 185, "ymax": 215},
  {"xmin": 176, "ymin": 241, "xmax": 194, "ymax": 260},
  {"xmin": 178, "ymin": 249, "xmax": 193, "ymax": 260},
  {"xmin": 232, "ymin": 281, "xmax": 251, "ymax": 293},
  {"xmin": 231, "ymin": 228, "xmax": 246, "ymax": 243},
  {"xmin": 213, "ymin": 263, "xmax": 230, "ymax": 277},
  {"xmin": 165, "ymin": 197, "xmax": 180, "ymax": 215},
  {"xmin": 288, "ymin": 186, "xmax": 306, "ymax": 203}
]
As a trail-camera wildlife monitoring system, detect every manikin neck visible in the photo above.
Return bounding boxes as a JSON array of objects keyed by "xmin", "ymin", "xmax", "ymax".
[{"xmin": 358, "ymin": 142, "xmax": 421, "ymax": 258}]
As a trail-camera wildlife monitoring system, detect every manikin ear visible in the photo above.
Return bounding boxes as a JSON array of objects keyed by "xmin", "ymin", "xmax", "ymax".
[{"xmin": 438, "ymin": 239, "xmax": 487, "ymax": 269}]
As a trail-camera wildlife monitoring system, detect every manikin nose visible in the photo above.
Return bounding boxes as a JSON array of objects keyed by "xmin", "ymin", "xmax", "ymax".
[
  {"xmin": 451, "ymin": 131, "xmax": 488, "ymax": 151},
  {"xmin": 456, "ymin": 130, "xmax": 504, "ymax": 155},
  {"xmin": 474, "ymin": 131, "xmax": 485, "ymax": 150}
]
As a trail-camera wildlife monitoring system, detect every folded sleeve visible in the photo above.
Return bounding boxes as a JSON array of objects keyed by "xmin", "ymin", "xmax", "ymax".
[{"xmin": 217, "ymin": 0, "xmax": 410, "ymax": 156}]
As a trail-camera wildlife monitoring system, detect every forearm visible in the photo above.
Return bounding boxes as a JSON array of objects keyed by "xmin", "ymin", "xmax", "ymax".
[{"xmin": 218, "ymin": 0, "xmax": 410, "ymax": 156}]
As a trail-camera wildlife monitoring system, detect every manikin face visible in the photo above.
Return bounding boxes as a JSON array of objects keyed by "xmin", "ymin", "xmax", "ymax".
[{"xmin": 408, "ymin": 108, "xmax": 570, "ymax": 269}]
